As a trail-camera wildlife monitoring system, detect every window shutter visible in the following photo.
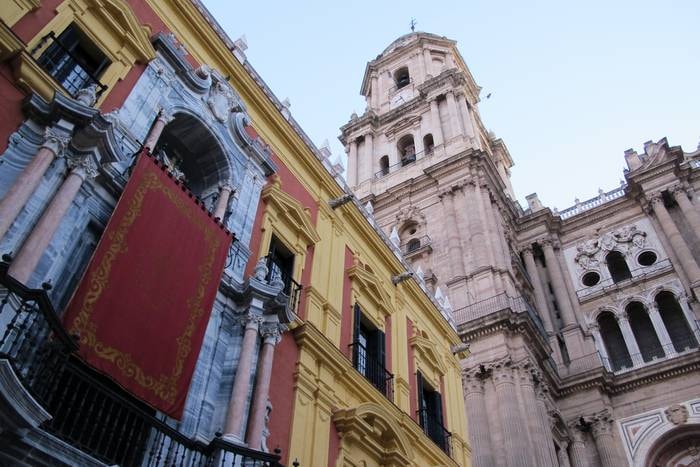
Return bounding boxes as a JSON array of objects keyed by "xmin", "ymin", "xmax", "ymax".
[
  {"xmin": 433, "ymin": 390, "xmax": 444, "ymax": 428},
  {"xmin": 352, "ymin": 303, "xmax": 361, "ymax": 365},
  {"xmin": 375, "ymin": 329, "xmax": 386, "ymax": 392},
  {"xmin": 417, "ymin": 371, "xmax": 425, "ymax": 428}
]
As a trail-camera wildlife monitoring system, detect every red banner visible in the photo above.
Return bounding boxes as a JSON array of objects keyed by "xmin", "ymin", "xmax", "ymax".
[{"xmin": 63, "ymin": 153, "xmax": 232, "ymax": 418}]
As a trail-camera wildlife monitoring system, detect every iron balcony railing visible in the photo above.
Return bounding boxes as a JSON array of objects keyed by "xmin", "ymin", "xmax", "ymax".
[
  {"xmin": 603, "ymin": 336, "xmax": 699, "ymax": 374},
  {"xmin": 575, "ymin": 258, "xmax": 673, "ymax": 300},
  {"xmin": 400, "ymin": 235, "xmax": 432, "ymax": 256},
  {"xmin": 374, "ymin": 146, "xmax": 434, "ymax": 179},
  {"xmin": 348, "ymin": 341, "xmax": 394, "ymax": 401},
  {"xmin": 0, "ymin": 260, "xmax": 284, "ymax": 466},
  {"xmin": 263, "ymin": 255, "xmax": 302, "ymax": 314},
  {"xmin": 452, "ymin": 293, "xmax": 548, "ymax": 339},
  {"xmin": 417, "ymin": 408, "xmax": 451, "ymax": 456},
  {"xmin": 31, "ymin": 32, "xmax": 108, "ymax": 98}
]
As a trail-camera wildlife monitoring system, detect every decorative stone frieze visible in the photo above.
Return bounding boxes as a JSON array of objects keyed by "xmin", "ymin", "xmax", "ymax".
[{"xmin": 664, "ymin": 404, "xmax": 689, "ymax": 425}]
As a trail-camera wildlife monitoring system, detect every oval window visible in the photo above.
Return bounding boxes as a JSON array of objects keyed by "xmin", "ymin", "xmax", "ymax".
[
  {"xmin": 582, "ymin": 271, "xmax": 601, "ymax": 287},
  {"xmin": 637, "ymin": 251, "xmax": 657, "ymax": 266}
]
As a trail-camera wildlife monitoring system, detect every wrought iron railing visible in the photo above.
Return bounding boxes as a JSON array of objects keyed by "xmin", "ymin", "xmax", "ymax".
[
  {"xmin": 348, "ymin": 341, "xmax": 394, "ymax": 401},
  {"xmin": 417, "ymin": 408, "xmax": 451, "ymax": 456},
  {"xmin": 31, "ymin": 32, "xmax": 108, "ymax": 98},
  {"xmin": 575, "ymin": 258, "xmax": 672, "ymax": 300},
  {"xmin": 603, "ymin": 336, "xmax": 699, "ymax": 374},
  {"xmin": 452, "ymin": 293, "xmax": 548, "ymax": 339},
  {"xmin": 263, "ymin": 255, "xmax": 302, "ymax": 314},
  {"xmin": 0, "ymin": 261, "xmax": 284, "ymax": 466},
  {"xmin": 374, "ymin": 146, "xmax": 434, "ymax": 179},
  {"xmin": 400, "ymin": 235, "xmax": 432, "ymax": 256}
]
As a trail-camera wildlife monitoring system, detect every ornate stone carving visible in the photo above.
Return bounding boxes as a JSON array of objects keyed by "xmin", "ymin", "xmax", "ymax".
[
  {"xmin": 574, "ymin": 224, "xmax": 647, "ymax": 269},
  {"xmin": 41, "ymin": 127, "xmax": 70, "ymax": 157},
  {"xmin": 260, "ymin": 322, "xmax": 285, "ymax": 345},
  {"xmin": 591, "ymin": 410, "xmax": 614, "ymax": 437},
  {"xmin": 207, "ymin": 76, "xmax": 243, "ymax": 123},
  {"xmin": 665, "ymin": 404, "xmax": 689, "ymax": 425},
  {"xmin": 66, "ymin": 155, "xmax": 98, "ymax": 180},
  {"xmin": 462, "ymin": 374, "xmax": 484, "ymax": 396},
  {"xmin": 240, "ymin": 312, "xmax": 263, "ymax": 330},
  {"xmin": 253, "ymin": 257, "xmax": 269, "ymax": 281},
  {"xmin": 75, "ymin": 83, "xmax": 99, "ymax": 107}
]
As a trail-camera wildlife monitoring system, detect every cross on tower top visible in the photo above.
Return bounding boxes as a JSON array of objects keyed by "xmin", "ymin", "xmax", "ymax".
[{"xmin": 410, "ymin": 18, "xmax": 417, "ymax": 32}]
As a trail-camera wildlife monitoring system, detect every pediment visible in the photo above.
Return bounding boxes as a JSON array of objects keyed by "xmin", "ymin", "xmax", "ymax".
[
  {"xmin": 261, "ymin": 175, "xmax": 320, "ymax": 247},
  {"xmin": 347, "ymin": 261, "xmax": 393, "ymax": 316},
  {"xmin": 88, "ymin": 0, "xmax": 156, "ymax": 62},
  {"xmin": 409, "ymin": 333, "xmax": 446, "ymax": 375}
]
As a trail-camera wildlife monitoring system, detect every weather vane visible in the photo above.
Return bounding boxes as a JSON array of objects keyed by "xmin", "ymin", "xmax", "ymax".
[{"xmin": 410, "ymin": 18, "xmax": 417, "ymax": 32}]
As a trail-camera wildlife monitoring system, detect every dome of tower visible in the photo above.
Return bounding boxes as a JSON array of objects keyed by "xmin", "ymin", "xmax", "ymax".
[{"xmin": 381, "ymin": 32, "xmax": 449, "ymax": 56}]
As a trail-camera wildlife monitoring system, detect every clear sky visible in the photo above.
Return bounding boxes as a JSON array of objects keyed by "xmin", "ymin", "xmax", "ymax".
[{"xmin": 202, "ymin": 0, "xmax": 699, "ymax": 210}]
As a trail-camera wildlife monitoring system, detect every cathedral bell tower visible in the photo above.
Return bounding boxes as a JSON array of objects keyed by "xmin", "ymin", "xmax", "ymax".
[{"xmin": 340, "ymin": 32, "xmax": 521, "ymax": 312}]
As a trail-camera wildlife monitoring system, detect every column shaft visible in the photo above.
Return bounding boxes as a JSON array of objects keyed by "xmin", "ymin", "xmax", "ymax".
[
  {"xmin": 143, "ymin": 110, "xmax": 174, "ymax": 152},
  {"xmin": 648, "ymin": 306, "xmax": 676, "ymax": 356},
  {"xmin": 592, "ymin": 423, "xmax": 620, "ymax": 467},
  {"xmin": 8, "ymin": 171, "xmax": 84, "ymax": 284},
  {"xmin": 493, "ymin": 365, "xmax": 529, "ymax": 467},
  {"xmin": 347, "ymin": 141, "xmax": 358, "ymax": 187},
  {"xmin": 458, "ymin": 94, "xmax": 476, "ymax": 139},
  {"xmin": 463, "ymin": 377, "xmax": 494, "ymax": 467},
  {"xmin": 617, "ymin": 315, "xmax": 643, "ymax": 367},
  {"xmin": 520, "ymin": 374, "xmax": 549, "ymax": 466},
  {"xmin": 423, "ymin": 48, "xmax": 432, "ymax": 76},
  {"xmin": 245, "ymin": 332, "xmax": 277, "ymax": 449},
  {"xmin": 568, "ymin": 437, "xmax": 588, "ymax": 467},
  {"xmin": 441, "ymin": 191, "xmax": 466, "ymax": 278},
  {"xmin": 673, "ymin": 188, "xmax": 700, "ymax": 239},
  {"xmin": 213, "ymin": 185, "xmax": 233, "ymax": 220},
  {"xmin": 541, "ymin": 241, "xmax": 577, "ymax": 327},
  {"xmin": 523, "ymin": 248, "xmax": 554, "ymax": 333},
  {"xmin": 429, "ymin": 99, "xmax": 444, "ymax": 146},
  {"xmin": 362, "ymin": 133, "xmax": 374, "ymax": 182},
  {"xmin": 224, "ymin": 316, "xmax": 260, "ymax": 442},
  {"xmin": 652, "ymin": 197, "xmax": 700, "ymax": 284},
  {"xmin": 445, "ymin": 91, "xmax": 462, "ymax": 140}
]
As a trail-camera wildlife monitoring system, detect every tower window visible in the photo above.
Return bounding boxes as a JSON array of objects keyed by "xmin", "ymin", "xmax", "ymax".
[
  {"xmin": 379, "ymin": 155, "xmax": 389, "ymax": 176},
  {"xmin": 36, "ymin": 24, "xmax": 109, "ymax": 97},
  {"xmin": 407, "ymin": 238, "xmax": 421, "ymax": 252},
  {"xmin": 423, "ymin": 134, "xmax": 435, "ymax": 154},
  {"xmin": 398, "ymin": 134, "xmax": 416, "ymax": 166},
  {"xmin": 394, "ymin": 67, "xmax": 410, "ymax": 89},
  {"xmin": 606, "ymin": 251, "xmax": 632, "ymax": 283}
]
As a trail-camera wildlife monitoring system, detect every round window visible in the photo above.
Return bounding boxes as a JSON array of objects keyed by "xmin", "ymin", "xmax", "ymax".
[
  {"xmin": 582, "ymin": 271, "xmax": 601, "ymax": 287},
  {"xmin": 638, "ymin": 251, "xmax": 657, "ymax": 266}
]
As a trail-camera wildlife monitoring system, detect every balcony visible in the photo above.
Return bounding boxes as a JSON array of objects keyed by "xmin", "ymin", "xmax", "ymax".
[
  {"xmin": 453, "ymin": 293, "xmax": 548, "ymax": 340},
  {"xmin": 263, "ymin": 255, "xmax": 302, "ymax": 314},
  {"xmin": 417, "ymin": 408, "xmax": 451, "ymax": 456},
  {"xmin": 400, "ymin": 235, "xmax": 433, "ymax": 258},
  {"xmin": 374, "ymin": 146, "xmax": 434, "ymax": 179},
  {"xmin": 0, "ymin": 260, "xmax": 283, "ymax": 466},
  {"xmin": 575, "ymin": 258, "xmax": 673, "ymax": 302},
  {"xmin": 348, "ymin": 341, "xmax": 394, "ymax": 401}
]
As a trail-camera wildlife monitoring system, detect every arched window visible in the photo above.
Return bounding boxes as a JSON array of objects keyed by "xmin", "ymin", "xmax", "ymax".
[
  {"xmin": 394, "ymin": 67, "xmax": 410, "ymax": 89},
  {"xmin": 606, "ymin": 251, "xmax": 632, "ymax": 283},
  {"xmin": 397, "ymin": 135, "xmax": 416, "ymax": 167},
  {"xmin": 379, "ymin": 155, "xmax": 389, "ymax": 176},
  {"xmin": 655, "ymin": 292, "xmax": 699, "ymax": 352},
  {"xmin": 407, "ymin": 238, "xmax": 421, "ymax": 252},
  {"xmin": 598, "ymin": 312, "xmax": 632, "ymax": 371},
  {"xmin": 626, "ymin": 302, "xmax": 664, "ymax": 362},
  {"xmin": 423, "ymin": 134, "xmax": 435, "ymax": 154}
]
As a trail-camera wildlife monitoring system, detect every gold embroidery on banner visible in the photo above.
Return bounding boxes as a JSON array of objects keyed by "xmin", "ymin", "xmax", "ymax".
[{"xmin": 69, "ymin": 163, "xmax": 224, "ymax": 406}]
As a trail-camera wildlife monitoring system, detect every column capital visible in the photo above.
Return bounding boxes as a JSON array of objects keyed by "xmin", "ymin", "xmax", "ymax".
[
  {"xmin": 491, "ymin": 360, "xmax": 515, "ymax": 386},
  {"xmin": 591, "ymin": 410, "xmax": 614, "ymax": 437},
  {"xmin": 615, "ymin": 312, "xmax": 629, "ymax": 324},
  {"xmin": 74, "ymin": 83, "xmax": 99, "ymax": 107},
  {"xmin": 66, "ymin": 155, "xmax": 98, "ymax": 181},
  {"xmin": 42, "ymin": 127, "xmax": 71, "ymax": 157},
  {"xmin": 156, "ymin": 107, "xmax": 176, "ymax": 125},
  {"xmin": 462, "ymin": 374, "xmax": 485, "ymax": 395},
  {"xmin": 566, "ymin": 419, "xmax": 587, "ymax": 443},
  {"xmin": 669, "ymin": 183, "xmax": 689, "ymax": 198},
  {"xmin": 260, "ymin": 321, "xmax": 285, "ymax": 345},
  {"xmin": 520, "ymin": 244, "xmax": 534, "ymax": 256},
  {"xmin": 240, "ymin": 312, "xmax": 263, "ymax": 330}
]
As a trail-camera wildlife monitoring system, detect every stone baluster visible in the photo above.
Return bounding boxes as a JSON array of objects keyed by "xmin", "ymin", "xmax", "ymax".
[
  {"xmin": 462, "ymin": 373, "xmax": 494, "ymax": 466},
  {"xmin": 566, "ymin": 422, "xmax": 588, "ymax": 467},
  {"xmin": 0, "ymin": 128, "xmax": 70, "ymax": 240},
  {"xmin": 429, "ymin": 99, "xmax": 444, "ymax": 146},
  {"xmin": 143, "ymin": 108, "xmax": 175, "ymax": 152},
  {"xmin": 540, "ymin": 239, "xmax": 577, "ymax": 327},
  {"xmin": 246, "ymin": 322, "xmax": 283, "ymax": 449},
  {"xmin": 591, "ymin": 412, "xmax": 620, "ymax": 467},
  {"xmin": 8, "ymin": 155, "xmax": 97, "ymax": 284},
  {"xmin": 671, "ymin": 185, "xmax": 700, "ymax": 239},
  {"xmin": 647, "ymin": 305, "xmax": 676, "ymax": 357},
  {"xmin": 445, "ymin": 91, "xmax": 462, "ymax": 139},
  {"xmin": 213, "ymin": 184, "xmax": 234, "ymax": 221},
  {"xmin": 223, "ymin": 312, "xmax": 263, "ymax": 443},
  {"xmin": 440, "ymin": 188, "xmax": 466, "ymax": 278},
  {"xmin": 347, "ymin": 140, "xmax": 358, "ymax": 186},
  {"xmin": 649, "ymin": 194, "xmax": 700, "ymax": 286},
  {"xmin": 493, "ymin": 362, "xmax": 529, "ymax": 467},
  {"xmin": 519, "ymin": 367, "xmax": 551, "ymax": 466},
  {"xmin": 522, "ymin": 246, "xmax": 554, "ymax": 334},
  {"xmin": 616, "ymin": 313, "xmax": 643, "ymax": 368}
]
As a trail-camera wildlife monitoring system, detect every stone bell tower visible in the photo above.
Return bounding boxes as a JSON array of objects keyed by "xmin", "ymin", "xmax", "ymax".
[{"xmin": 340, "ymin": 31, "xmax": 522, "ymax": 312}]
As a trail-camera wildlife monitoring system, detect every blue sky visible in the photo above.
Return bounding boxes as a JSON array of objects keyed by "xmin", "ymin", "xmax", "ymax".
[{"xmin": 202, "ymin": 0, "xmax": 699, "ymax": 210}]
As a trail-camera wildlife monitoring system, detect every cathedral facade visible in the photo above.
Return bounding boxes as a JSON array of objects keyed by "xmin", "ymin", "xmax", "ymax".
[{"xmin": 342, "ymin": 31, "xmax": 700, "ymax": 467}]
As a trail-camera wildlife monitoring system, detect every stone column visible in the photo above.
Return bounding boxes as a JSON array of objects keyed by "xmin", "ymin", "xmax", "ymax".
[
  {"xmin": 557, "ymin": 443, "xmax": 572, "ymax": 467},
  {"xmin": 346, "ymin": 140, "xmax": 358, "ymax": 186},
  {"xmin": 678, "ymin": 295, "xmax": 700, "ymax": 339},
  {"xmin": 370, "ymin": 72, "xmax": 379, "ymax": 110},
  {"xmin": 589, "ymin": 323, "xmax": 612, "ymax": 371},
  {"xmin": 223, "ymin": 312, "xmax": 262, "ymax": 443},
  {"xmin": 440, "ymin": 189, "xmax": 466, "ymax": 278},
  {"xmin": 647, "ymin": 305, "xmax": 676, "ymax": 357},
  {"xmin": 429, "ymin": 99, "xmax": 444, "ymax": 146},
  {"xmin": 522, "ymin": 246, "xmax": 554, "ymax": 334},
  {"xmin": 519, "ymin": 368, "xmax": 550, "ymax": 466},
  {"xmin": 617, "ymin": 313, "xmax": 643, "ymax": 368},
  {"xmin": 458, "ymin": 93, "xmax": 476, "ymax": 140},
  {"xmin": 591, "ymin": 412, "xmax": 620, "ymax": 467},
  {"xmin": 541, "ymin": 239, "xmax": 577, "ymax": 327},
  {"xmin": 363, "ymin": 132, "xmax": 374, "ymax": 181},
  {"xmin": 466, "ymin": 181, "xmax": 490, "ymax": 270},
  {"xmin": 423, "ymin": 48, "xmax": 432, "ymax": 77},
  {"xmin": 245, "ymin": 322, "xmax": 282, "ymax": 449},
  {"xmin": 143, "ymin": 108, "xmax": 175, "ymax": 152},
  {"xmin": 462, "ymin": 373, "xmax": 494, "ymax": 467},
  {"xmin": 492, "ymin": 362, "xmax": 529, "ymax": 467},
  {"xmin": 649, "ymin": 195, "xmax": 700, "ymax": 285},
  {"xmin": 213, "ymin": 184, "xmax": 233, "ymax": 221},
  {"xmin": 0, "ymin": 128, "xmax": 69, "ymax": 240},
  {"xmin": 672, "ymin": 186, "xmax": 700, "ymax": 239},
  {"xmin": 8, "ymin": 156, "xmax": 97, "ymax": 284},
  {"xmin": 536, "ymin": 385, "xmax": 559, "ymax": 467},
  {"xmin": 445, "ymin": 91, "xmax": 462, "ymax": 140},
  {"xmin": 566, "ymin": 422, "xmax": 588, "ymax": 467}
]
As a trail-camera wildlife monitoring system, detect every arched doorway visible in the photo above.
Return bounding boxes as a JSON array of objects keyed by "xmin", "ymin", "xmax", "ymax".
[
  {"xmin": 646, "ymin": 425, "xmax": 700, "ymax": 467},
  {"xmin": 153, "ymin": 112, "xmax": 230, "ymax": 199}
]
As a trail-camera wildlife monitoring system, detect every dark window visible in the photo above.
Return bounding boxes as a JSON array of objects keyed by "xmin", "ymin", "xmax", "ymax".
[
  {"xmin": 598, "ymin": 312, "xmax": 632, "ymax": 371},
  {"xmin": 37, "ymin": 24, "xmax": 109, "ymax": 97},
  {"xmin": 407, "ymin": 238, "xmax": 421, "ymax": 252},
  {"xmin": 656, "ymin": 292, "xmax": 699, "ymax": 352},
  {"xmin": 394, "ymin": 67, "xmax": 410, "ymax": 89},
  {"xmin": 379, "ymin": 155, "xmax": 389, "ymax": 176},
  {"xmin": 417, "ymin": 372, "xmax": 450, "ymax": 455},
  {"xmin": 581, "ymin": 271, "xmax": 600, "ymax": 287},
  {"xmin": 398, "ymin": 134, "xmax": 416, "ymax": 166},
  {"xmin": 557, "ymin": 335, "xmax": 570, "ymax": 365},
  {"xmin": 637, "ymin": 251, "xmax": 657, "ymax": 266},
  {"xmin": 351, "ymin": 305, "xmax": 392, "ymax": 399},
  {"xmin": 266, "ymin": 236, "xmax": 301, "ymax": 312},
  {"xmin": 626, "ymin": 302, "xmax": 664, "ymax": 362},
  {"xmin": 423, "ymin": 134, "xmax": 435, "ymax": 154},
  {"xmin": 606, "ymin": 251, "xmax": 632, "ymax": 283}
]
